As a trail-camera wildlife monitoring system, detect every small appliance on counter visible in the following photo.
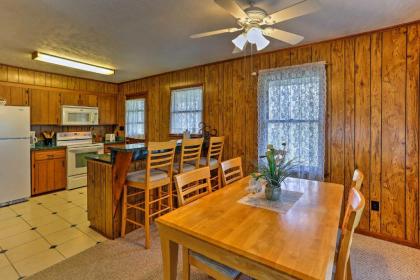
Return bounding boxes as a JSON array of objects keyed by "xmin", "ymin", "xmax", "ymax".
[
  {"xmin": 30, "ymin": 131, "xmax": 38, "ymax": 147},
  {"xmin": 42, "ymin": 131, "xmax": 55, "ymax": 146},
  {"xmin": 105, "ymin": 133, "xmax": 116, "ymax": 142}
]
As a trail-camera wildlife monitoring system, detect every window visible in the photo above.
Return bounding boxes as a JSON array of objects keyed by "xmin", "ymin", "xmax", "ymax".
[
  {"xmin": 125, "ymin": 98, "xmax": 145, "ymax": 139},
  {"xmin": 257, "ymin": 63, "xmax": 326, "ymax": 180},
  {"xmin": 170, "ymin": 86, "xmax": 203, "ymax": 134}
]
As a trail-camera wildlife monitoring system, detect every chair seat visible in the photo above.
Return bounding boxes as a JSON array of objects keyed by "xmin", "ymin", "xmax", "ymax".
[
  {"xmin": 173, "ymin": 163, "xmax": 196, "ymax": 174},
  {"xmin": 199, "ymin": 157, "xmax": 218, "ymax": 170},
  {"xmin": 126, "ymin": 169, "xmax": 169, "ymax": 183},
  {"xmin": 190, "ymin": 251, "xmax": 240, "ymax": 279}
]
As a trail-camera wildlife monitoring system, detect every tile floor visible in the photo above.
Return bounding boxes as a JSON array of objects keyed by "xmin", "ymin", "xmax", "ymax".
[{"xmin": 0, "ymin": 187, "xmax": 107, "ymax": 279}]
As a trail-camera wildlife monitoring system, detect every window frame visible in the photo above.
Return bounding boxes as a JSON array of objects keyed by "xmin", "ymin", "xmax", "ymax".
[
  {"xmin": 125, "ymin": 92, "xmax": 147, "ymax": 141},
  {"xmin": 169, "ymin": 84, "xmax": 204, "ymax": 137}
]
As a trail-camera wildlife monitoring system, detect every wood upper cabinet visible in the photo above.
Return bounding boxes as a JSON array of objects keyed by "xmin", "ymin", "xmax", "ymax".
[
  {"xmin": 0, "ymin": 85, "xmax": 29, "ymax": 106},
  {"xmin": 80, "ymin": 93, "xmax": 98, "ymax": 107},
  {"xmin": 30, "ymin": 89, "xmax": 61, "ymax": 125},
  {"xmin": 61, "ymin": 92, "xmax": 80, "ymax": 106},
  {"xmin": 98, "ymin": 95, "xmax": 117, "ymax": 124},
  {"xmin": 31, "ymin": 149, "xmax": 67, "ymax": 195}
]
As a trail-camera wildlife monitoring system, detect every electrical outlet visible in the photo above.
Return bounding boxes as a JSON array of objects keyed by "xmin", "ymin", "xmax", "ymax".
[{"xmin": 371, "ymin": 201, "xmax": 380, "ymax": 211}]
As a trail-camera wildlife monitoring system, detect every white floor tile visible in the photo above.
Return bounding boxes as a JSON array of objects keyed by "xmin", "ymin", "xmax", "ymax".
[
  {"xmin": 0, "ymin": 229, "xmax": 41, "ymax": 250},
  {"xmin": 22, "ymin": 213, "xmax": 63, "ymax": 227},
  {"xmin": 0, "ymin": 263, "xmax": 19, "ymax": 280},
  {"xmin": 6, "ymin": 238, "xmax": 51, "ymax": 263},
  {"xmin": 0, "ymin": 217, "xmax": 27, "ymax": 230},
  {"xmin": 0, "ymin": 253, "xmax": 10, "ymax": 268},
  {"xmin": 76, "ymin": 222, "xmax": 107, "ymax": 242},
  {"xmin": 36, "ymin": 219, "xmax": 71, "ymax": 236},
  {"xmin": 56, "ymin": 234, "xmax": 96, "ymax": 258},
  {"xmin": 0, "ymin": 222, "xmax": 31, "ymax": 239},
  {"xmin": 0, "ymin": 208, "xmax": 17, "ymax": 221},
  {"xmin": 44, "ymin": 227, "xmax": 84, "ymax": 245},
  {"xmin": 13, "ymin": 249, "xmax": 64, "ymax": 277}
]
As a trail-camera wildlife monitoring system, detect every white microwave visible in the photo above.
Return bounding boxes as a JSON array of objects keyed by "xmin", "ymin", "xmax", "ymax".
[{"xmin": 61, "ymin": 106, "xmax": 99, "ymax": 126}]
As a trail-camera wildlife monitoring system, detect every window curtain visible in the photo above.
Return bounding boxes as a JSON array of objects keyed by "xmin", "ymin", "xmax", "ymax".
[
  {"xmin": 170, "ymin": 87, "xmax": 203, "ymax": 134},
  {"xmin": 125, "ymin": 99, "xmax": 145, "ymax": 138},
  {"xmin": 257, "ymin": 62, "xmax": 327, "ymax": 180}
]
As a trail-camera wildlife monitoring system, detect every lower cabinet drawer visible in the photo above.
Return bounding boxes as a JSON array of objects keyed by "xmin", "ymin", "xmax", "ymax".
[{"xmin": 34, "ymin": 149, "xmax": 66, "ymax": 160}]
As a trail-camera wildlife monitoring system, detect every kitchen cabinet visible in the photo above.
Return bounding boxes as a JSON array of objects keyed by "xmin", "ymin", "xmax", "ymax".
[
  {"xmin": 30, "ymin": 89, "xmax": 61, "ymax": 125},
  {"xmin": 61, "ymin": 92, "xmax": 80, "ymax": 106},
  {"xmin": 31, "ymin": 149, "xmax": 67, "ymax": 195},
  {"xmin": 98, "ymin": 95, "xmax": 117, "ymax": 125},
  {"xmin": 80, "ymin": 93, "xmax": 98, "ymax": 107},
  {"xmin": 0, "ymin": 85, "xmax": 29, "ymax": 106}
]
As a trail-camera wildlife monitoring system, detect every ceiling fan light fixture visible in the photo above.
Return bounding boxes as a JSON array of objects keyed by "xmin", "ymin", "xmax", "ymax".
[
  {"xmin": 246, "ymin": 27, "xmax": 263, "ymax": 44},
  {"xmin": 255, "ymin": 36, "xmax": 270, "ymax": 51},
  {"xmin": 232, "ymin": 33, "xmax": 247, "ymax": 50}
]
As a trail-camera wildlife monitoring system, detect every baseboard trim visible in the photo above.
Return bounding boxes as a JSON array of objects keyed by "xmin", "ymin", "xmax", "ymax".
[{"xmin": 356, "ymin": 229, "xmax": 420, "ymax": 249}]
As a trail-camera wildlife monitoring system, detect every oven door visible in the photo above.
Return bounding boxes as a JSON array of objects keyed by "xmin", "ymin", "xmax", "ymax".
[{"xmin": 67, "ymin": 145, "xmax": 104, "ymax": 177}]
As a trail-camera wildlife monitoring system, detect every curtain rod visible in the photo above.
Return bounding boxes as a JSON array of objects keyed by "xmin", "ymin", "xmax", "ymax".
[{"xmin": 258, "ymin": 61, "xmax": 328, "ymax": 75}]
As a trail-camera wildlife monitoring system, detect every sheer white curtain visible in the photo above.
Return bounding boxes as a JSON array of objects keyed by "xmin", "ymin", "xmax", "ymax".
[
  {"xmin": 170, "ymin": 86, "xmax": 203, "ymax": 134},
  {"xmin": 257, "ymin": 62, "xmax": 327, "ymax": 180},
  {"xmin": 125, "ymin": 98, "xmax": 145, "ymax": 139}
]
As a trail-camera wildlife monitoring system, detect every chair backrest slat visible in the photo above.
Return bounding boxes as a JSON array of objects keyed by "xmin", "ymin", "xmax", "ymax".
[
  {"xmin": 178, "ymin": 138, "xmax": 203, "ymax": 173},
  {"xmin": 221, "ymin": 157, "xmax": 244, "ymax": 186},
  {"xmin": 335, "ymin": 188, "xmax": 365, "ymax": 280},
  {"xmin": 174, "ymin": 167, "xmax": 212, "ymax": 206},
  {"xmin": 146, "ymin": 141, "xmax": 177, "ymax": 182},
  {"xmin": 206, "ymin": 136, "xmax": 225, "ymax": 165}
]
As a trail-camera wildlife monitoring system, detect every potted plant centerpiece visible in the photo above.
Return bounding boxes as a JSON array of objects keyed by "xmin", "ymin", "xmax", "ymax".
[{"xmin": 253, "ymin": 144, "xmax": 296, "ymax": 201}]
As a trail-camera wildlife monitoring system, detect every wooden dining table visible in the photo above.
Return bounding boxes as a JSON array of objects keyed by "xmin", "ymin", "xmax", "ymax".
[{"xmin": 156, "ymin": 176, "xmax": 344, "ymax": 280}]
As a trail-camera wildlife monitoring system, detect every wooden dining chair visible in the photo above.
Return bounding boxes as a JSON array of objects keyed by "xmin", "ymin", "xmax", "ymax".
[
  {"xmin": 220, "ymin": 157, "xmax": 243, "ymax": 186},
  {"xmin": 199, "ymin": 136, "xmax": 225, "ymax": 191},
  {"xmin": 335, "ymin": 188, "xmax": 366, "ymax": 280},
  {"xmin": 121, "ymin": 141, "xmax": 176, "ymax": 249},
  {"xmin": 352, "ymin": 169, "xmax": 364, "ymax": 191},
  {"xmin": 174, "ymin": 167, "xmax": 241, "ymax": 280}
]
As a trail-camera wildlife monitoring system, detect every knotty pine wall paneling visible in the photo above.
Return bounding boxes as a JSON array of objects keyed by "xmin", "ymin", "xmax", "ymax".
[{"xmin": 118, "ymin": 21, "xmax": 420, "ymax": 246}]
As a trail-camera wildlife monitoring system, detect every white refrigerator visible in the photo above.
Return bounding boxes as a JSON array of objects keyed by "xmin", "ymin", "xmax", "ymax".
[{"xmin": 0, "ymin": 106, "xmax": 31, "ymax": 206}]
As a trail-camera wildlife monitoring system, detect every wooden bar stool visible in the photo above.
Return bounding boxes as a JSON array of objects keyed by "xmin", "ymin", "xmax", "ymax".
[
  {"xmin": 220, "ymin": 157, "xmax": 244, "ymax": 186},
  {"xmin": 121, "ymin": 141, "xmax": 176, "ymax": 249},
  {"xmin": 174, "ymin": 167, "xmax": 241, "ymax": 280},
  {"xmin": 172, "ymin": 138, "xmax": 203, "ymax": 207},
  {"xmin": 199, "ymin": 136, "xmax": 224, "ymax": 191},
  {"xmin": 352, "ymin": 169, "xmax": 364, "ymax": 191}
]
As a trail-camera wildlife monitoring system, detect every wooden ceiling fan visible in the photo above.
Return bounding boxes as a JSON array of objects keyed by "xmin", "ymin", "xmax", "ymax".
[{"xmin": 190, "ymin": 0, "xmax": 320, "ymax": 52}]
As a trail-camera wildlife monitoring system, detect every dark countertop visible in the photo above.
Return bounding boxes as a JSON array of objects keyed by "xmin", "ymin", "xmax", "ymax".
[
  {"xmin": 31, "ymin": 143, "xmax": 66, "ymax": 151},
  {"xmin": 100, "ymin": 140, "xmax": 126, "ymax": 145},
  {"xmin": 86, "ymin": 154, "xmax": 112, "ymax": 164}
]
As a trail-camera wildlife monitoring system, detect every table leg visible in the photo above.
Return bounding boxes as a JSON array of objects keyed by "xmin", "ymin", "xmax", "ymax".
[{"xmin": 160, "ymin": 233, "xmax": 179, "ymax": 280}]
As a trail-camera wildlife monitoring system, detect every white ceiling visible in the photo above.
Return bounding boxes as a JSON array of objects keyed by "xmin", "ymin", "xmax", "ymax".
[{"xmin": 0, "ymin": 0, "xmax": 419, "ymax": 83}]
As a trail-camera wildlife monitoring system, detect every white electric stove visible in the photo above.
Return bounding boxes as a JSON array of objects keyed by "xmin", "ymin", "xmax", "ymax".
[{"xmin": 57, "ymin": 131, "xmax": 104, "ymax": 189}]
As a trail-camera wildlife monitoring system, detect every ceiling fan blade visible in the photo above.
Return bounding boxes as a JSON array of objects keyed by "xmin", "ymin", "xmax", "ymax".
[
  {"xmin": 190, "ymin": 27, "xmax": 242, "ymax": 38},
  {"xmin": 214, "ymin": 0, "xmax": 248, "ymax": 19},
  {"xmin": 263, "ymin": 0, "xmax": 320, "ymax": 25},
  {"xmin": 263, "ymin": 28, "xmax": 304, "ymax": 45}
]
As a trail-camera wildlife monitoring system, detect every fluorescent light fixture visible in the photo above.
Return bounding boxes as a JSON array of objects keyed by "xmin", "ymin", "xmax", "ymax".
[{"xmin": 32, "ymin": 52, "xmax": 114, "ymax": 75}]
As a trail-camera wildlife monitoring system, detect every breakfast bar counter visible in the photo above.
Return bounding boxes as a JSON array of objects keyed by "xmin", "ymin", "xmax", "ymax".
[{"xmin": 86, "ymin": 142, "xmax": 180, "ymax": 239}]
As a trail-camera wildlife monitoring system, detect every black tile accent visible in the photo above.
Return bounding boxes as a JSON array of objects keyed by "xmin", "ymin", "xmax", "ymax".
[
  {"xmin": 67, "ymin": 201, "xmax": 72, "ymax": 203},
  {"xmin": 0, "ymin": 249, "xmax": 8, "ymax": 254},
  {"xmin": 52, "ymin": 212, "xmax": 57, "ymax": 215},
  {"xmin": 71, "ymin": 224, "xmax": 77, "ymax": 227},
  {"xmin": 16, "ymin": 214, "xmax": 22, "ymax": 217},
  {"xmin": 31, "ymin": 227, "xmax": 37, "ymax": 230},
  {"xmin": 18, "ymin": 276, "xmax": 25, "ymax": 280},
  {"xmin": 49, "ymin": 245, "xmax": 57, "ymax": 249},
  {"xmin": 37, "ymin": 202, "xmax": 42, "ymax": 205},
  {"xmin": 96, "ymin": 241, "xmax": 101, "ymax": 245}
]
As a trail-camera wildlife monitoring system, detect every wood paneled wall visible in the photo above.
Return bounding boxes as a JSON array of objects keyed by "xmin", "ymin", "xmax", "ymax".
[
  {"xmin": 0, "ymin": 64, "xmax": 118, "ymax": 94},
  {"xmin": 119, "ymin": 22, "xmax": 420, "ymax": 245}
]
